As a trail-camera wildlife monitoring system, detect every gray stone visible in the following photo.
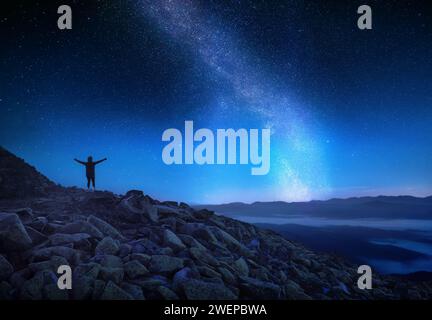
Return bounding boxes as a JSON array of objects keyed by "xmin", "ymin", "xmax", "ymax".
[
  {"xmin": 0, "ymin": 213, "xmax": 33, "ymax": 250},
  {"xmin": 130, "ymin": 253, "xmax": 151, "ymax": 266},
  {"xmin": 49, "ymin": 233, "xmax": 91, "ymax": 246},
  {"xmin": 157, "ymin": 286, "xmax": 179, "ymax": 300},
  {"xmin": 100, "ymin": 281, "xmax": 133, "ymax": 300},
  {"xmin": 234, "ymin": 257, "xmax": 249, "ymax": 277},
  {"xmin": 163, "ymin": 229, "xmax": 186, "ymax": 251},
  {"xmin": 58, "ymin": 221, "xmax": 103, "ymax": 239},
  {"xmin": 99, "ymin": 254, "xmax": 123, "ymax": 268},
  {"xmin": 121, "ymin": 282, "xmax": 145, "ymax": 300},
  {"xmin": 148, "ymin": 255, "xmax": 184, "ymax": 273},
  {"xmin": 87, "ymin": 215, "xmax": 124, "ymax": 240},
  {"xmin": 100, "ymin": 267, "xmax": 124, "ymax": 284},
  {"xmin": 95, "ymin": 237, "xmax": 119, "ymax": 255},
  {"xmin": 0, "ymin": 255, "xmax": 14, "ymax": 281},
  {"xmin": 72, "ymin": 275, "xmax": 94, "ymax": 300},
  {"xmin": 32, "ymin": 246, "xmax": 77, "ymax": 263},
  {"xmin": 239, "ymin": 276, "xmax": 281, "ymax": 299},
  {"xmin": 13, "ymin": 208, "xmax": 34, "ymax": 224},
  {"xmin": 25, "ymin": 226, "xmax": 47, "ymax": 244},
  {"xmin": 124, "ymin": 260, "xmax": 149, "ymax": 279},
  {"xmin": 43, "ymin": 283, "xmax": 69, "ymax": 300},
  {"xmin": 182, "ymin": 279, "xmax": 237, "ymax": 300}
]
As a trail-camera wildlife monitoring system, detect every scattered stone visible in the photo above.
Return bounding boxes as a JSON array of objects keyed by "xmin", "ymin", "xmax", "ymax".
[
  {"xmin": 58, "ymin": 221, "xmax": 103, "ymax": 239},
  {"xmin": 163, "ymin": 229, "xmax": 186, "ymax": 251},
  {"xmin": 157, "ymin": 286, "xmax": 180, "ymax": 300},
  {"xmin": 0, "ymin": 213, "xmax": 33, "ymax": 251},
  {"xmin": 182, "ymin": 279, "xmax": 237, "ymax": 300},
  {"xmin": 87, "ymin": 215, "xmax": 124, "ymax": 240},
  {"xmin": 95, "ymin": 237, "xmax": 120, "ymax": 255},
  {"xmin": 124, "ymin": 260, "xmax": 149, "ymax": 279},
  {"xmin": 100, "ymin": 281, "xmax": 133, "ymax": 300},
  {"xmin": 149, "ymin": 255, "xmax": 184, "ymax": 274},
  {"xmin": 0, "ymin": 255, "xmax": 14, "ymax": 281}
]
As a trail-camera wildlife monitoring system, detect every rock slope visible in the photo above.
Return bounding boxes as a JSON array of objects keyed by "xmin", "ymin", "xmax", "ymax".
[{"xmin": 0, "ymin": 147, "xmax": 431, "ymax": 300}]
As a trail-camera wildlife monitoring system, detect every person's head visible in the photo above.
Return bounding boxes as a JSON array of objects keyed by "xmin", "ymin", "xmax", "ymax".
[{"xmin": 87, "ymin": 156, "xmax": 93, "ymax": 162}]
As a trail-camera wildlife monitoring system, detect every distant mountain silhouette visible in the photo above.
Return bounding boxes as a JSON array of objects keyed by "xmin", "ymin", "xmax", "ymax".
[{"xmin": 195, "ymin": 195, "xmax": 432, "ymax": 220}]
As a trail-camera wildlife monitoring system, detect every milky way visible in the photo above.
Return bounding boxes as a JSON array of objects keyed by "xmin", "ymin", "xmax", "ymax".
[{"xmin": 139, "ymin": 0, "xmax": 329, "ymax": 201}]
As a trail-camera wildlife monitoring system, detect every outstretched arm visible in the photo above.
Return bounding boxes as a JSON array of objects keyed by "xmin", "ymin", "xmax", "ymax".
[
  {"xmin": 74, "ymin": 158, "xmax": 86, "ymax": 165},
  {"xmin": 94, "ymin": 158, "xmax": 107, "ymax": 165}
]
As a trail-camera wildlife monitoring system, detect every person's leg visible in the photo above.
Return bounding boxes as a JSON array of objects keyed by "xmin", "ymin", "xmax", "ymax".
[
  {"xmin": 91, "ymin": 177, "xmax": 95, "ymax": 190},
  {"xmin": 87, "ymin": 177, "xmax": 90, "ymax": 189}
]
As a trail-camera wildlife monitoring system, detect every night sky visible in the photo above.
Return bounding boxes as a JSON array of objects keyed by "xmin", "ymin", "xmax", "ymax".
[{"xmin": 1, "ymin": 0, "xmax": 431, "ymax": 204}]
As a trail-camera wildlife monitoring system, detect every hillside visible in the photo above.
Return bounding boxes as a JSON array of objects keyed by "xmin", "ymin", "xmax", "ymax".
[{"xmin": 0, "ymin": 147, "xmax": 431, "ymax": 299}]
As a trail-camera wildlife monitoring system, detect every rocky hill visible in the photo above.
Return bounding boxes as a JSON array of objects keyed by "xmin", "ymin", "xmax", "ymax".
[{"xmin": 0, "ymin": 147, "xmax": 431, "ymax": 300}]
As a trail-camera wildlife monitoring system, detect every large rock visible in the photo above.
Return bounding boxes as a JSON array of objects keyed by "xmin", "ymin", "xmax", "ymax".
[
  {"xmin": 181, "ymin": 279, "xmax": 237, "ymax": 300},
  {"xmin": 58, "ymin": 221, "xmax": 103, "ymax": 239},
  {"xmin": 124, "ymin": 260, "xmax": 149, "ymax": 279},
  {"xmin": 239, "ymin": 276, "xmax": 281, "ymax": 299},
  {"xmin": 11, "ymin": 208, "xmax": 34, "ymax": 224},
  {"xmin": 31, "ymin": 246, "xmax": 77, "ymax": 263},
  {"xmin": 0, "ymin": 213, "xmax": 33, "ymax": 251},
  {"xmin": 87, "ymin": 215, "xmax": 124, "ymax": 240},
  {"xmin": 49, "ymin": 233, "xmax": 91, "ymax": 246},
  {"xmin": 148, "ymin": 255, "xmax": 184, "ymax": 273},
  {"xmin": 100, "ymin": 281, "xmax": 133, "ymax": 300},
  {"xmin": 119, "ymin": 192, "xmax": 158, "ymax": 223},
  {"xmin": 0, "ymin": 255, "xmax": 14, "ymax": 280},
  {"xmin": 95, "ymin": 237, "xmax": 120, "ymax": 255},
  {"xmin": 100, "ymin": 267, "xmax": 124, "ymax": 284},
  {"xmin": 234, "ymin": 257, "xmax": 249, "ymax": 277},
  {"xmin": 163, "ymin": 229, "xmax": 186, "ymax": 251}
]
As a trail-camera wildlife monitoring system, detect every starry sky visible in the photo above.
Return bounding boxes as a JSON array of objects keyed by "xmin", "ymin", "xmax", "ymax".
[{"xmin": 0, "ymin": 0, "xmax": 431, "ymax": 204}]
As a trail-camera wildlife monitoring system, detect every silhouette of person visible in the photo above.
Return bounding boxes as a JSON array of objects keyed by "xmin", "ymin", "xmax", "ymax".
[{"xmin": 74, "ymin": 156, "xmax": 107, "ymax": 190}]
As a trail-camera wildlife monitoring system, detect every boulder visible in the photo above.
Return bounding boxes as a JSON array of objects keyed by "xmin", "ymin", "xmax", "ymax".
[
  {"xmin": 130, "ymin": 253, "xmax": 151, "ymax": 266},
  {"xmin": 157, "ymin": 286, "xmax": 179, "ymax": 300},
  {"xmin": 58, "ymin": 221, "xmax": 103, "ymax": 239},
  {"xmin": 119, "ymin": 192, "xmax": 158, "ymax": 223},
  {"xmin": 0, "ymin": 255, "xmax": 14, "ymax": 280},
  {"xmin": 100, "ymin": 281, "xmax": 133, "ymax": 300},
  {"xmin": 87, "ymin": 215, "xmax": 124, "ymax": 240},
  {"xmin": 98, "ymin": 254, "xmax": 123, "ymax": 269},
  {"xmin": 239, "ymin": 276, "xmax": 281, "ymax": 299},
  {"xmin": 189, "ymin": 247, "xmax": 218, "ymax": 266},
  {"xmin": 121, "ymin": 282, "xmax": 145, "ymax": 300},
  {"xmin": 25, "ymin": 226, "xmax": 47, "ymax": 244},
  {"xmin": 49, "ymin": 233, "xmax": 91, "ymax": 246},
  {"xmin": 74, "ymin": 262, "xmax": 101, "ymax": 279},
  {"xmin": 95, "ymin": 237, "xmax": 120, "ymax": 255},
  {"xmin": 72, "ymin": 275, "xmax": 94, "ymax": 300},
  {"xmin": 148, "ymin": 255, "xmax": 184, "ymax": 273},
  {"xmin": 29, "ymin": 256, "xmax": 69, "ymax": 273},
  {"xmin": 31, "ymin": 246, "xmax": 77, "ymax": 263},
  {"xmin": 181, "ymin": 279, "xmax": 237, "ymax": 300},
  {"xmin": 163, "ymin": 229, "xmax": 186, "ymax": 251},
  {"xmin": 0, "ymin": 213, "xmax": 33, "ymax": 250},
  {"xmin": 43, "ymin": 283, "xmax": 69, "ymax": 300},
  {"xmin": 100, "ymin": 267, "xmax": 124, "ymax": 284},
  {"xmin": 234, "ymin": 257, "xmax": 249, "ymax": 277},
  {"xmin": 12, "ymin": 208, "xmax": 34, "ymax": 224},
  {"xmin": 124, "ymin": 260, "xmax": 149, "ymax": 279}
]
